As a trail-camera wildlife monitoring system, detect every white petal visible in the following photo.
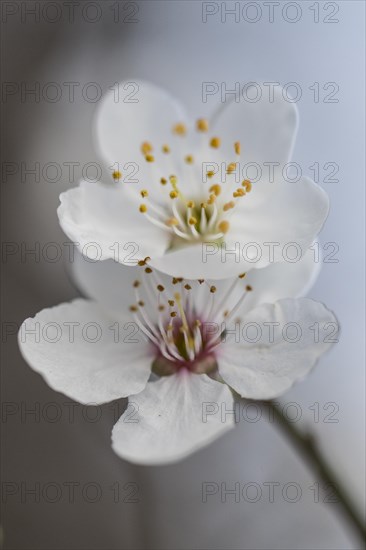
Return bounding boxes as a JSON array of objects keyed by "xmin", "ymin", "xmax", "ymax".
[
  {"xmin": 217, "ymin": 298, "xmax": 338, "ymax": 400},
  {"xmin": 95, "ymin": 79, "xmax": 187, "ymax": 167},
  {"xmin": 211, "ymin": 84, "xmax": 298, "ymax": 174},
  {"xmin": 112, "ymin": 371, "xmax": 235, "ymax": 465},
  {"xmin": 58, "ymin": 180, "xmax": 170, "ymax": 262},
  {"xmin": 18, "ymin": 299, "xmax": 152, "ymax": 404},
  {"xmin": 227, "ymin": 176, "xmax": 329, "ymax": 268}
]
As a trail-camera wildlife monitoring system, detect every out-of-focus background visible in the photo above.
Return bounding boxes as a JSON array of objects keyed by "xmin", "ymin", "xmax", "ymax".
[{"xmin": 1, "ymin": 1, "xmax": 365, "ymax": 548}]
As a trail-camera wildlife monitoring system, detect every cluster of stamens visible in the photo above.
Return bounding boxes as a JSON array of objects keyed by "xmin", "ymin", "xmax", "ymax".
[
  {"xmin": 128, "ymin": 258, "xmax": 253, "ymax": 374},
  {"xmin": 112, "ymin": 119, "xmax": 252, "ymax": 244}
]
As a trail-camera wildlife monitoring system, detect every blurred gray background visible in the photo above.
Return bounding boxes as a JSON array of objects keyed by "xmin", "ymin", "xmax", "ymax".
[{"xmin": 1, "ymin": 1, "xmax": 365, "ymax": 548}]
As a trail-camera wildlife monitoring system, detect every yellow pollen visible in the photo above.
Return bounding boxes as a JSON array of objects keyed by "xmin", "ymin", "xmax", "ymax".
[
  {"xmin": 139, "ymin": 204, "xmax": 147, "ymax": 213},
  {"xmin": 160, "ymin": 177, "xmax": 167, "ymax": 185},
  {"xmin": 218, "ymin": 220, "xmax": 230, "ymax": 234},
  {"xmin": 189, "ymin": 216, "xmax": 197, "ymax": 225},
  {"xmin": 209, "ymin": 184, "xmax": 221, "ymax": 196},
  {"xmin": 170, "ymin": 190, "xmax": 178, "ymax": 199},
  {"xmin": 162, "ymin": 144, "xmax": 170, "ymax": 153},
  {"xmin": 242, "ymin": 179, "xmax": 252, "ymax": 192},
  {"xmin": 112, "ymin": 170, "xmax": 122, "ymax": 181},
  {"xmin": 210, "ymin": 137, "xmax": 221, "ymax": 148},
  {"xmin": 140, "ymin": 189, "xmax": 148, "ymax": 198},
  {"xmin": 246, "ymin": 285, "xmax": 253, "ymax": 291},
  {"xmin": 145, "ymin": 154, "xmax": 154, "ymax": 162},
  {"xmin": 207, "ymin": 194, "xmax": 216, "ymax": 205},
  {"xmin": 166, "ymin": 217, "xmax": 179, "ymax": 226},
  {"xmin": 210, "ymin": 286, "xmax": 217, "ymax": 293},
  {"xmin": 173, "ymin": 123, "xmax": 187, "ymax": 136},
  {"xmin": 187, "ymin": 200, "xmax": 195, "ymax": 208},
  {"xmin": 196, "ymin": 118, "xmax": 209, "ymax": 132},
  {"xmin": 169, "ymin": 175, "xmax": 177, "ymax": 185},
  {"xmin": 236, "ymin": 188, "xmax": 245, "ymax": 196},
  {"xmin": 223, "ymin": 201, "xmax": 235, "ymax": 211},
  {"xmin": 141, "ymin": 142, "xmax": 153, "ymax": 155},
  {"xmin": 227, "ymin": 162, "xmax": 237, "ymax": 174},
  {"xmin": 206, "ymin": 170, "xmax": 215, "ymax": 178},
  {"xmin": 185, "ymin": 155, "xmax": 194, "ymax": 164},
  {"xmin": 234, "ymin": 141, "xmax": 241, "ymax": 155}
]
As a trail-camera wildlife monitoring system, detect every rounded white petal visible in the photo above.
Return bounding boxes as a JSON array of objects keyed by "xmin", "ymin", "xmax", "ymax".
[
  {"xmin": 95, "ymin": 79, "xmax": 187, "ymax": 167},
  {"xmin": 58, "ymin": 180, "xmax": 170, "ymax": 263},
  {"xmin": 18, "ymin": 299, "xmax": 152, "ymax": 404},
  {"xmin": 112, "ymin": 371, "xmax": 235, "ymax": 465},
  {"xmin": 226, "ymin": 176, "xmax": 329, "ymax": 268},
  {"xmin": 217, "ymin": 298, "xmax": 339, "ymax": 400},
  {"xmin": 211, "ymin": 84, "xmax": 298, "ymax": 173}
]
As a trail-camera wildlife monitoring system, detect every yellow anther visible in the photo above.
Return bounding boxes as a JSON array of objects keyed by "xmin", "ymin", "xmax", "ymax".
[
  {"xmin": 242, "ymin": 179, "xmax": 252, "ymax": 192},
  {"xmin": 210, "ymin": 137, "xmax": 221, "ymax": 148},
  {"xmin": 158, "ymin": 304, "xmax": 165, "ymax": 311},
  {"xmin": 223, "ymin": 201, "xmax": 235, "ymax": 211},
  {"xmin": 173, "ymin": 123, "xmax": 187, "ymax": 136},
  {"xmin": 140, "ymin": 189, "xmax": 148, "ymax": 198},
  {"xmin": 133, "ymin": 280, "xmax": 140, "ymax": 287},
  {"xmin": 184, "ymin": 284, "xmax": 192, "ymax": 290},
  {"xmin": 246, "ymin": 285, "xmax": 253, "ymax": 292},
  {"xmin": 141, "ymin": 142, "xmax": 153, "ymax": 155},
  {"xmin": 238, "ymin": 273, "xmax": 246, "ymax": 279},
  {"xmin": 196, "ymin": 118, "xmax": 209, "ymax": 132},
  {"xmin": 157, "ymin": 285, "xmax": 165, "ymax": 292},
  {"xmin": 218, "ymin": 220, "xmax": 230, "ymax": 234},
  {"xmin": 235, "ymin": 188, "xmax": 245, "ymax": 196},
  {"xmin": 172, "ymin": 278, "xmax": 178, "ymax": 285},
  {"xmin": 170, "ymin": 311, "xmax": 177, "ymax": 318},
  {"xmin": 162, "ymin": 144, "xmax": 170, "ymax": 153},
  {"xmin": 234, "ymin": 141, "xmax": 241, "ymax": 155},
  {"xmin": 209, "ymin": 184, "xmax": 222, "ymax": 196},
  {"xmin": 145, "ymin": 267, "xmax": 152, "ymax": 273},
  {"xmin": 170, "ymin": 190, "xmax": 178, "ymax": 199},
  {"xmin": 200, "ymin": 202, "xmax": 207, "ymax": 209},
  {"xmin": 207, "ymin": 194, "xmax": 216, "ymax": 205},
  {"xmin": 227, "ymin": 162, "xmax": 237, "ymax": 174},
  {"xmin": 185, "ymin": 155, "xmax": 194, "ymax": 164},
  {"xmin": 206, "ymin": 170, "xmax": 215, "ymax": 178},
  {"xmin": 145, "ymin": 154, "xmax": 154, "ymax": 162},
  {"xmin": 189, "ymin": 216, "xmax": 197, "ymax": 225},
  {"xmin": 168, "ymin": 299, "xmax": 175, "ymax": 306},
  {"xmin": 144, "ymin": 256, "xmax": 151, "ymax": 263},
  {"xmin": 198, "ymin": 279, "xmax": 205, "ymax": 284},
  {"xmin": 139, "ymin": 204, "xmax": 147, "ymax": 213},
  {"xmin": 138, "ymin": 300, "xmax": 145, "ymax": 307},
  {"xmin": 166, "ymin": 217, "xmax": 179, "ymax": 226},
  {"xmin": 187, "ymin": 200, "xmax": 195, "ymax": 208},
  {"xmin": 169, "ymin": 174, "xmax": 177, "ymax": 185},
  {"xmin": 194, "ymin": 319, "xmax": 202, "ymax": 327},
  {"xmin": 129, "ymin": 305, "xmax": 138, "ymax": 312},
  {"xmin": 138, "ymin": 260, "xmax": 146, "ymax": 266},
  {"xmin": 112, "ymin": 170, "xmax": 122, "ymax": 181},
  {"xmin": 210, "ymin": 285, "xmax": 217, "ymax": 293},
  {"xmin": 160, "ymin": 177, "xmax": 167, "ymax": 185}
]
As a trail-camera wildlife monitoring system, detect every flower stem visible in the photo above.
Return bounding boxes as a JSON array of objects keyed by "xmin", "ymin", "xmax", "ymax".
[{"xmin": 259, "ymin": 400, "xmax": 366, "ymax": 545}]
